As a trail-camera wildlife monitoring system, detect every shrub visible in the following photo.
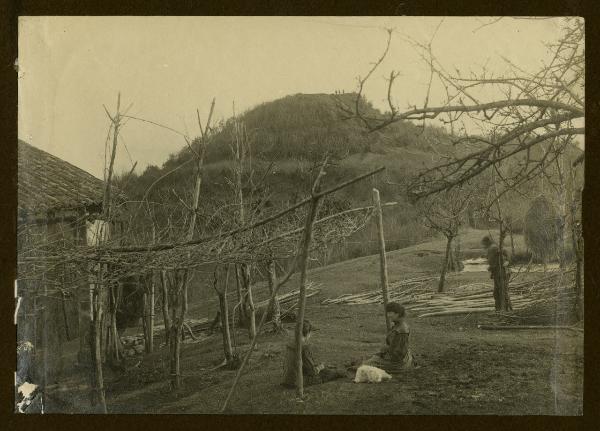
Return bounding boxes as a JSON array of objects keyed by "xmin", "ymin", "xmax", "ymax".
[{"xmin": 524, "ymin": 196, "xmax": 561, "ymax": 263}]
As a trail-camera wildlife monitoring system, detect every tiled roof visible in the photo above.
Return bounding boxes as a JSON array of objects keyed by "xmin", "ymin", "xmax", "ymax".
[{"xmin": 18, "ymin": 140, "xmax": 121, "ymax": 213}]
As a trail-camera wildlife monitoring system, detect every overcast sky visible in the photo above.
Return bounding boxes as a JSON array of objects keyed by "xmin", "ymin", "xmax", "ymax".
[{"xmin": 18, "ymin": 16, "xmax": 567, "ymax": 179}]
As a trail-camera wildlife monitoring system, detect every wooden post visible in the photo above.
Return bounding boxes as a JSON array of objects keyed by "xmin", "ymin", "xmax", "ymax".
[
  {"xmin": 149, "ymin": 273, "xmax": 155, "ymax": 353},
  {"xmin": 92, "ymin": 276, "xmax": 107, "ymax": 413},
  {"xmin": 294, "ymin": 158, "xmax": 328, "ymax": 398},
  {"xmin": 373, "ymin": 188, "xmax": 391, "ymax": 331},
  {"xmin": 219, "ymin": 163, "xmax": 385, "ymax": 412}
]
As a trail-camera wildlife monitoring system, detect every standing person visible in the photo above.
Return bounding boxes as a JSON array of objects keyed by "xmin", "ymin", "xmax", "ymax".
[
  {"xmin": 281, "ymin": 319, "xmax": 346, "ymax": 389},
  {"xmin": 481, "ymin": 235, "xmax": 511, "ymax": 311},
  {"xmin": 363, "ymin": 302, "xmax": 414, "ymax": 373}
]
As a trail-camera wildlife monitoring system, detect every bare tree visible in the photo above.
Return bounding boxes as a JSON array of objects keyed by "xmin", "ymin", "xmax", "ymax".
[
  {"xmin": 337, "ymin": 19, "xmax": 583, "ymax": 199},
  {"xmin": 166, "ymin": 99, "xmax": 216, "ymax": 389},
  {"xmin": 524, "ymin": 195, "xmax": 561, "ymax": 266},
  {"xmin": 228, "ymin": 115, "xmax": 257, "ymax": 339},
  {"xmin": 417, "ymin": 185, "xmax": 473, "ymax": 292},
  {"xmin": 212, "ymin": 264, "xmax": 236, "ymax": 367},
  {"xmin": 339, "ymin": 18, "xmax": 583, "ymax": 315}
]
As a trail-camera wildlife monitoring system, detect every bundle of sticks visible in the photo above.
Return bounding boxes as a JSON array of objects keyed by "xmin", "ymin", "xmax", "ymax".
[
  {"xmin": 321, "ymin": 276, "xmax": 437, "ymax": 305},
  {"xmin": 322, "ymin": 271, "xmax": 577, "ymax": 319}
]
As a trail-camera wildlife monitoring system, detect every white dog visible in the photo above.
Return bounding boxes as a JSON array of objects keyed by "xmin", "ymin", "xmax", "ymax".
[{"xmin": 354, "ymin": 365, "xmax": 392, "ymax": 383}]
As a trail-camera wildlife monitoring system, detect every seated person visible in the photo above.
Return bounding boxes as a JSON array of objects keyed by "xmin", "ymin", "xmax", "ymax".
[
  {"xmin": 281, "ymin": 319, "xmax": 346, "ymax": 389},
  {"xmin": 363, "ymin": 302, "xmax": 414, "ymax": 373}
]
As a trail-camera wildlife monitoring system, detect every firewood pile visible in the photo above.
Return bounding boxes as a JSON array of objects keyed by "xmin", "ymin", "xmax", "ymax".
[
  {"xmin": 321, "ymin": 276, "xmax": 438, "ymax": 305},
  {"xmin": 321, "ymin": 271, "xmax": 578, "ymax": 321},
  {"xmin": 499, "ymin": 271, "xmax": 578, "ymax": 325}
]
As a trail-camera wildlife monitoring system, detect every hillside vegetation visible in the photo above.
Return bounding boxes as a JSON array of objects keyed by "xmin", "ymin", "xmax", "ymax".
[
  {"xmin": 119, "ymin": 93, "xmax": 456, "ymax": 259},
  {"xmin": 118, "ymin": 92, "xmax": 581, "ymax": 264}
]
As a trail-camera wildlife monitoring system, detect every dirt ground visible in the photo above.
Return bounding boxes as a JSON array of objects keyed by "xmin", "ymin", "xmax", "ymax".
[{"xmin": 40, "ymin": 229, "xmax": 583, "ymax": 415}]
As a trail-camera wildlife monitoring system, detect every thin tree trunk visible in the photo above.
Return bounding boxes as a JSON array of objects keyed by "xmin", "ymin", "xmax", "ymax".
[
  {"xmin": 149, "ymin": 273, "xmax": 155, "ymax": 353},
  {"xmin": 213, "ymin": 265, "xmax": 234, "ymax": 364},
  {"xmin": 87, "ymin": 274, "xmax": 96, "ymax": 403},
  {"xmin": 170, "ymin": 270, "xmax": 188, "ymax": 389},
  {"xmin": 142, "ymin": 287, "xmax": 149, "ymax": 353},
  {"xmin": 220, "ymin": 257, "xmax": 298, "ymax": 412},
  {"xmin": 267, "ymin": 260, "xmax": 283, "ymax": 332},
  {"xmin": 294, "ymin": 159, "xmax": 327, "ymax": 398},
  {"xmin": 160, "ymin": 270, "xmax": 171, "ymax": 345},
  {"xmin": 439, "ymin": 236, "xmax": 453, "ymax": 293},
  {"xmin": 557, "ymin": 152, "xmax": 568, "ymax": 269},
  {"xmin": 570, "ymin": 183, "xmax": 583, "ymax": 320},
  {"xmin": 101, "ymin": 302, "xmax": 108, "ymax": 364},
  {"xmin": 78, "ymin": 296, "xmax": 89, "ymax": 364},
  {"xmin": 88, "ymin": 319, "xmax": 97, "ymax": 404},
  {"xmin": 231, "ymin": 118, "xmax": 257, "ymax": 340},
  {"xmin": 235, "ymin": 266, "xmax": 247, "ymax": 323},
  {"xmin": 102, "ymin": 93, "xmax": 121, "ymax": 222},
  {"xmin": 92, "ymin": 282, "xmax": 107, "ymax": 413},
  {"xmin": 575, "ymin": 255, "xmax": 583, "ymax": 320},
  {"xmin": 492, "ymin": 168, "xmax": 512, "ymax": 312},
  {"xmin": 218, "ymin": 292, "xmax": 233, "ymax": 363},
  {"xmin": 373, "ymin": 188, "xmax": 391, "ymax": 331},
  {"xmin": 88, "ymin": 93, "xmax": 119, "ymax": 412},
  {"xmin": 243, "ymin": 265, "xmax": 257, "ymax": 340},
  {"xmin": 166, "ymin": 100, "xmax": 214, "ymax": 390},
  {"xmin": 109, "ymin": 281, "xmax": 120, "ymax": 362}
]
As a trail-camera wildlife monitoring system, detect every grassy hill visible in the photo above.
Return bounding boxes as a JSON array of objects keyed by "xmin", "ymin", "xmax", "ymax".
[
  {"xmin": 119, "ymin": 92, "xmax": 582, "ymax": 265},
  {"xmin": 118, "ymin": 93, "xmax": 457, "ymax": 262}
]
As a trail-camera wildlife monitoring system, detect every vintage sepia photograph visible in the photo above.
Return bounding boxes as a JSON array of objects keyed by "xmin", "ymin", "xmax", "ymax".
[{"xmin": 16, "ymin": 16, "xmax": 584, "ymax": 414}]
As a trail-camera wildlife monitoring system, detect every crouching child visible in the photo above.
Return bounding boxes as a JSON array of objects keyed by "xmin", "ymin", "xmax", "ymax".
[{"xmin": 281, "ymin": 319, "xmax": 346, "ymax": 389}]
